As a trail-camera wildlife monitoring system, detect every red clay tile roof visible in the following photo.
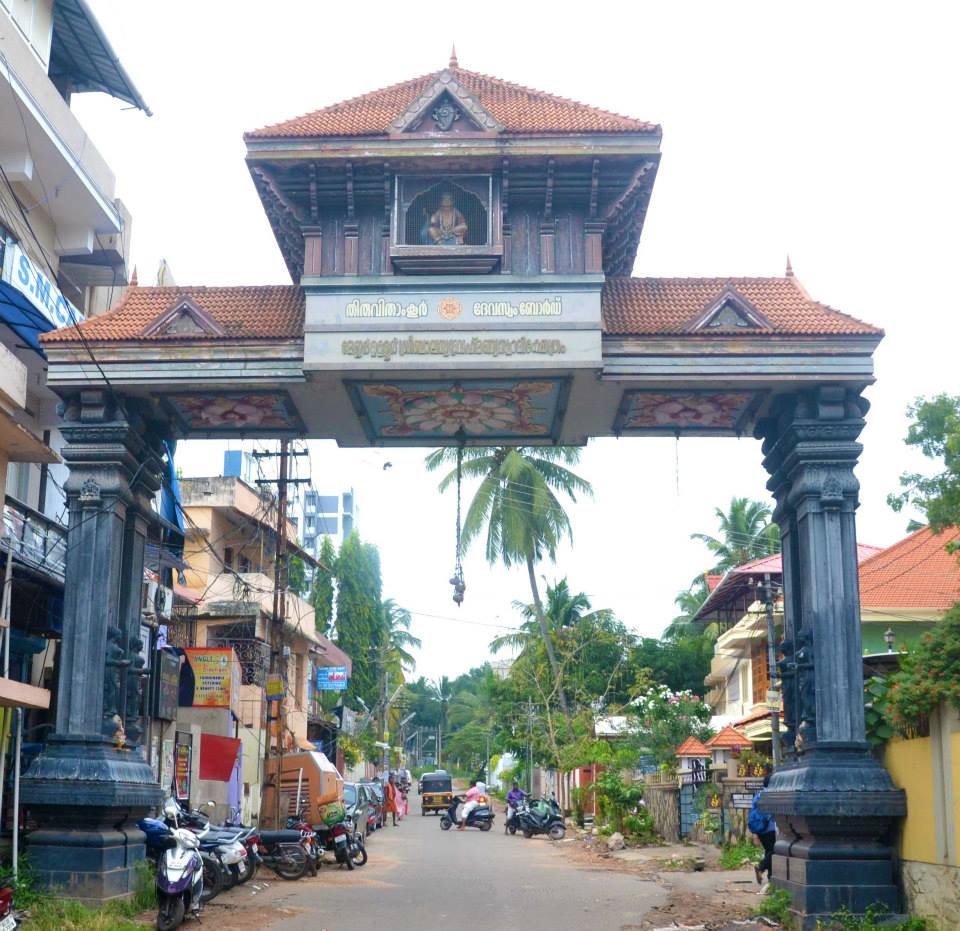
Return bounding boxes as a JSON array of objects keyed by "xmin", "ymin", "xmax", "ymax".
[
  {"xmin": 246, "ymin": 66, "xmax": 657, "ymax": 139},
  {"xmin": 40, "ymin": 286, "xmax": 304, "ymax": 344},
  {"xmin": 675, "ymin": 736, "xmax": 710, "ymax": 757},
  {"xmin": 601, "ymin": 277, "xmax": 883, "ymax": 337},
  {"xmin": 858, "ymin": 526, "xmax": 960, "ymax": 611},
  {"xmin": 705, "ymin": 724, "xmax": 750, "ymax": 749}
]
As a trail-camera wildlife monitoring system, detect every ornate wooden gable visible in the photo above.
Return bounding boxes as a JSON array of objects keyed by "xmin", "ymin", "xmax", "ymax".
[
  {"xmin": 142, "ymin": 297, "xmax": 226, "ymax": 338},
  {"xmin": 686, "ymin": 286, "xmax": 773, "ymax": 331},
  {"xmin": 389, "ymin": 64, "xmax": 504, "ymax": 135}
]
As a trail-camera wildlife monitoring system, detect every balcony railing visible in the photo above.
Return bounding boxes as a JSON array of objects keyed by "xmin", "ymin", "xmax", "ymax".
[{"xmin": 2, "ymin": 495, "xmax": 67, "ymax": 584}]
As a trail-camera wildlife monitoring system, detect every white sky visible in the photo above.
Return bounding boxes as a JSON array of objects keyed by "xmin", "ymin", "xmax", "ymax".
[{"xmin": 72, "ymin": 1, "xmax": 960, "ymax": 682}]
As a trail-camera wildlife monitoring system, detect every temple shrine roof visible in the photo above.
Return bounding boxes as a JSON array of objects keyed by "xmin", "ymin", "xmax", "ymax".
[
  {"xmin": 40, "ymin": 277, "xmax": 881, "ymax": 345},
  {"xmin": 705, "ymin": 724, "xmax": 750, "ymax": 749},
  {"xmin": 245, "ymin": 65, "xmax": 658, "ymax": 139},
  {"xmin": 675, "ymin": 736, "xmax": 711, "ymax": 757}
]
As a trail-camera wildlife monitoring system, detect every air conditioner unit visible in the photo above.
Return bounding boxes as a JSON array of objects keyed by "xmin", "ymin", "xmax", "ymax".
[{"xmin": 156, "ymin": 586, "xmax": 174, "ymax": 618}]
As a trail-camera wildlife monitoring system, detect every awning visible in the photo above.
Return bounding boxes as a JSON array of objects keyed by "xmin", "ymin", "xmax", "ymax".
[
  {"xmin": 198, "ymin": 734, "xmax": 241, "ymax": 782},
  {"xmin": 49, "ymin": 0, "xmax": 151, "ymax": 114},
  {"xmin": 0, "ymin": 281, "xmax": 54, "ymax": 355}
]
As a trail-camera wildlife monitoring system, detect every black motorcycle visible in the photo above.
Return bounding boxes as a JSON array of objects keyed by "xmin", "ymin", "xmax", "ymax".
[
  {"xmin": 516, "ymin": 797, "xmax": 566, "ymax": 840},
  {"xmin": 440, "ymin": 794, "xmax": 494, "ymax": 832}
]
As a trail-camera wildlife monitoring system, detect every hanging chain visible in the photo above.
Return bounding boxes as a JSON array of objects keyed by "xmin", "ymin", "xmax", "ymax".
[{"xmin": 450, "ymin": 438, "xmax": 466, "ymax": 606}]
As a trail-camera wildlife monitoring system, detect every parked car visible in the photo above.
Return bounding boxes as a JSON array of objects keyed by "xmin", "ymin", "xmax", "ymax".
[
  {"xmin": 361, "ymin": 781, "xmax": 385, "ymax": 830},
  {"xmin": 343, "ymin": 782, "xmax": 372, "ymax": 844}
]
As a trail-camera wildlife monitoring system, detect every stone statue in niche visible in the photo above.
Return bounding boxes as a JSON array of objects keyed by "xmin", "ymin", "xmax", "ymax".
[
  {"xmin": 431, "ymin": 102, "xmax": 461, "ymax": 131},
  {"xmin": 428, "ymin": 193, "xmax": 468, "ymax": 244}
]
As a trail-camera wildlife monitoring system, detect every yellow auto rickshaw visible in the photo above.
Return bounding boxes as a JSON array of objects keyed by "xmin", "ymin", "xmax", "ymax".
[{"xmin": 419, "ymin": 770, "xmax": 453, "ymax": 816}]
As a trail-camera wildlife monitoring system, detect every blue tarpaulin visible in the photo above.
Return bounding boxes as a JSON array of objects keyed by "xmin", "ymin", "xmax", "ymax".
[{"xmin": 0, "ymin": 280, "xmax": 55, "ymax": 354}]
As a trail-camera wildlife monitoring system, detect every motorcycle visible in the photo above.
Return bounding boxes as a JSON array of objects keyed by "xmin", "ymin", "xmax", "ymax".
[
  {"xmin": 440, "ymin": 794, "xmax": 494, "ymax": 832},
  {"xmin": 516, "ymin": 797, "xmax": 566, "ymax": 840},
  {"xmin": 0, "ymin": 885, "xmax": 18, "ymax": 931},
  {"xmin": 145, "ymin": 798, "xmax": 205, "ymax": 931},
  {"xmin": 255, "ymin": 829, "xmax": 310, "ymax": 880},
  {"xmin": 285, "ymin": 813, "xmax": 322, "ymax": 876}
]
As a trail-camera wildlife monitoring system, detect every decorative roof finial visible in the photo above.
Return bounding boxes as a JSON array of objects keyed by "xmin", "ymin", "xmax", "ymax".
[
  {"xmin": 785, "ymin": 255, "xmax": 794, "ymax": 278},
  {"xmin": 129, "ymin": 266, "xmax": 138, "ymax": 287},
  {"xmin": 449, "ymin": 44, "xmax": 458, "ymax": 68}
]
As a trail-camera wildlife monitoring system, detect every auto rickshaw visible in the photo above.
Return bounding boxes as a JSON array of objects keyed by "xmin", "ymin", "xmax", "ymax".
[{"xmin": 419, "ymin": 770, "xmax": 453, "ymax": 816}]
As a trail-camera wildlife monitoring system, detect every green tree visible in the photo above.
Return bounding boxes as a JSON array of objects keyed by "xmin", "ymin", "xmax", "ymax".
[
  {"xmin": 631, "ymin": 635, "xmax": 714, "ymax": 695},
  {"xmin": 691, "ymin": 496, "xmax": 780, "ymax": 574},
  {"xmin": 334, "ymin": 531, "xmax": 383, "ymax": 707},
  {"xmin": 889, "ymin": 394, "xmax": 960, "ymax": 536},
  {"xmin": 662, "ymin": 575, "xmax": 710, "ymax": 641},
  {"xmin": 287, "ymin": 555, "xmax": 307, "ymax": 596},
  {"xmin": 310, "ymin": 536, "xmax": 337, "ymax": 635},
  {"xmin": 426, "ymin": 446, "xmax": 592, "ymax": 720}
]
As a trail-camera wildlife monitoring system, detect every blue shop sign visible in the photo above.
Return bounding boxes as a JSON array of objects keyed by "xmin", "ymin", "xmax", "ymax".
[
  {"xmin": 6, "ymin": 243, "xmax": 82, "ymax": 330},
  {"xmin": 315, "ymin": 666, "xmax": 348, "ymax": 691}
]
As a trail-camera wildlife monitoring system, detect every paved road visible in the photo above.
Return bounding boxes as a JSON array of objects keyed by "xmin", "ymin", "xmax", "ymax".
[{"xmin": 266, "ymin": 806, "xmax": 666, "ymax": 931}]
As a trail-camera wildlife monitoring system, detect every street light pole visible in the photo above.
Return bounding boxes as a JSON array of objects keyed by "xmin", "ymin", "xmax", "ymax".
[{"xmin": 761, "ymin": 573, "xmax": 782, "ymax": 766}]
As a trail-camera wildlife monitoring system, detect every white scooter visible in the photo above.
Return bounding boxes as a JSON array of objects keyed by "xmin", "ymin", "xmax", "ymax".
[{"xmin": 155, "ymin": 798, "xmax": 204, "ymax": 930}]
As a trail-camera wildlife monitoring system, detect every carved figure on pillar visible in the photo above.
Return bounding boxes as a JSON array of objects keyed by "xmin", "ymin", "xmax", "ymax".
[
  {"xmin": 794, "ymin": 628, "xmax": 816, "ymax": 750},
  {"xmin": 102, "ymin": 625, "xmax": 125, "ymax": 730},
  {"xmin": 776, "ymin": 637, "xmax": 797, "ymax": 753},
  {"xmin": 124, "ymin": 632, "xmax": 147, "ymax": 745}
]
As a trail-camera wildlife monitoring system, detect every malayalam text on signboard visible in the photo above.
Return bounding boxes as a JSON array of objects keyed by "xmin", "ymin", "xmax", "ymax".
[{"xmin": 316, "ymin": 666, "xmax": 348, "ymax": 691}]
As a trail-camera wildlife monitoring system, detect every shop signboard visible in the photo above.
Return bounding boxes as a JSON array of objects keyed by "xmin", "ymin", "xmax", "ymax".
[
  {"xmin": 174, "ymin": 736, "xmax": 192, "ymax": 803},
  {"xmin": 315, "ymin": 666, "xmax": 348, "ymax": 691},
  {"xmin": 731, "ymin": 793, "xmax": 755, "ymax": 810},
  {"xmin": 265, "ymin": 674, "xmax": 286, "ymax": 701},
  {"xmin": 161, "ymin": 738, "xmax": 175, "ymax": 793},
  {"xmin": 182, "ymin": 647, "xmax": 240, "ymax": 716},
  {"xmin": 152, "ymin": 650, "xmax": 181, "ymax": 720}
]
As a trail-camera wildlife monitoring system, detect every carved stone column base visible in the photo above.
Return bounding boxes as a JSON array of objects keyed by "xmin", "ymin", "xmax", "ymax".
[
  {"xmin": 21, "ymin": 734, "xmax": 161, "ymax": 902},
  {"xmin": 764, "ymin": 751, "xmax": 906, "ymax": 927}
]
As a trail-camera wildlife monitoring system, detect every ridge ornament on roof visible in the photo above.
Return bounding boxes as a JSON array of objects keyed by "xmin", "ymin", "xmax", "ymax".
[{"xmin": 389, "ymin": 68, "xmax": 505, "ymax": 135}]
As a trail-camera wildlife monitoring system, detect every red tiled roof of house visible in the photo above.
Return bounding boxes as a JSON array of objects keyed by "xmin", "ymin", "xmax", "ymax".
[
  {"xmin": 704, "ymin": 724, "xmax": 749, "ymax": 749},
  {"xmin": 602, "ymin": 277, "xmax": 883, "ymax": 337},
  {"xmin": 734, "ymin": 708, "xmax": 771, "ymax": 727},
  {"xmin": 246, "ymin": 66, "xmax": 658, "ymax": 139},
  {"xmin": 40, "ymin": 286, "xmax": 304, "ymax": 344},
  {"xmin": 705, "ymin": 574, "xmax": 724, "ymax": 593},
  {"xmin": 675, "ymin": 736, "xmax": 710, "ymax": 757},
  {"xmin": 858, "ymin": 526, "xmax": 960, "ymax": 611}
]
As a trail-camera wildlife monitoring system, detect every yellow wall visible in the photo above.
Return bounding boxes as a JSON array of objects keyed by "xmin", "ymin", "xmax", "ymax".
[
  {"xmin": 886, "ymin": 736, "xmax": 938, "ymax": 863},
  {"xmin": 954, "ymin": 731, "xmax": 960, "ymax": 864}
]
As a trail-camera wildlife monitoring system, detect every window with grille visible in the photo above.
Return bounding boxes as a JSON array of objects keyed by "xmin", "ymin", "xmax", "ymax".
[{"xmin": 397, "ymin": 176, "xmax": 490, "ymax": 246}]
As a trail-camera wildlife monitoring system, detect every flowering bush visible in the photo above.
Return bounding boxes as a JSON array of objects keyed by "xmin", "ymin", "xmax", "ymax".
[
  {"xmin": 886, "ymin": 603, "xmax": 960, "ymax": 731},
  {"xmin": 628, "ymin": 685, "xmax": 713, "ymax": 765}
]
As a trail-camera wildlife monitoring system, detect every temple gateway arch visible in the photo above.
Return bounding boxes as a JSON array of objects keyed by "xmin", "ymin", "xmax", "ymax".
[{"xmin": 29, "ymin": 57, "xmax": 903, "ymax": 925}]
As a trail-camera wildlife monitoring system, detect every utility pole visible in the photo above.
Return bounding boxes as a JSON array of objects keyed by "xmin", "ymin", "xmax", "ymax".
[
  {"xmin": 526, "ymin": 700, "xmax": 534, "ymax": 795},
  {"xmin": 253, "ymin": 442, "xmax": 309, "ymax": 824},
  {"xmin": 761, "ymin": 573, "xmax": 782, "ymax": 766}
]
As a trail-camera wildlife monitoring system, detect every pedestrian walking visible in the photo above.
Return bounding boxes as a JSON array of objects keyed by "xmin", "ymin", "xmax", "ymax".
[
  {"xmin": 748, "ymin": 772, "xmax": 776, "ymax": 885},
  {"xmin": 384, "ymin": 772, "xmax": 400, "ymax": 826}
]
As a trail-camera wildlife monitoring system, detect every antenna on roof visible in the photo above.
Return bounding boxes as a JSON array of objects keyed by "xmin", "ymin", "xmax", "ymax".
[
  {"xmin": 785, "ymin": 255, "xmax": 794, "ymax": 278},
  {"xmin": 449, "ymin": 44, "xmax": 459, "ymax": 68}
]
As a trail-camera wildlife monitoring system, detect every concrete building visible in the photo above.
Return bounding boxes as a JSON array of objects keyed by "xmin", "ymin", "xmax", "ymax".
[
  {"xmin": 0, "ymin": 0, "xmax": 147, "ymax": 814},
  {"xmin": 299, "ymin": 487, "xmax": 358, "ymax": 555},
  {"xmin": 175, "ymin": 474, "xmax": 351, "ymax": 824}
]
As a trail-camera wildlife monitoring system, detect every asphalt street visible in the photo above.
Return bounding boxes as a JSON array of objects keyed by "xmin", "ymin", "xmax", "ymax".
[{"xmin": 267, "ymin": 806, "xmax": 667, "ymax": 931}]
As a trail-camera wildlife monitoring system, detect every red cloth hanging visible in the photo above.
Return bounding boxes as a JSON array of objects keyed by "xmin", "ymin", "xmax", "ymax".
[{"xmin": 198, "ymin": 734, "xmax": 241, "ymax": 782}]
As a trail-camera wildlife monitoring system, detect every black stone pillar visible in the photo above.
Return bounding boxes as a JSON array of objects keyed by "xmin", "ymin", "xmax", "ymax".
[
  {"xmin": 21, "ymin": 390, "xmax": 165, "ymax": 902},
  {"xmin": 756, "ymin": 386, "xmax": 906, "ymax": 928}
]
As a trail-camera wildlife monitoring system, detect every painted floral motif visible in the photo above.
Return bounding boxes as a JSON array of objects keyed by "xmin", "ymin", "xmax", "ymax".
[
  {"xmin": 619, "ymin": 391, "xmax": 755, "ymax": 431},
  {"xmin": 170, "ymin": 393, "xmax": 298, "ymax": 431},
  {"xmin": 360, "ymin": 380, "xmax": 559, "ymax": 438}
]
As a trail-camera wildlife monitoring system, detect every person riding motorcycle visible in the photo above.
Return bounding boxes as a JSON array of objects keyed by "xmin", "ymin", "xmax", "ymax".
[
  {"xmin": 505, "ymin": 781, "xmax": 526, "ymax": 832},
  {"xmin": 457, "ymin": 780, "xmax": 486, "ymax": 830}
]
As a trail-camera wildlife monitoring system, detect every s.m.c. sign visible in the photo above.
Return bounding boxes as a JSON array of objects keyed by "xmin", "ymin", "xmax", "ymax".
[{"xmin": 8, "ymin": 243, "xmax": 82, "ymax": 330}]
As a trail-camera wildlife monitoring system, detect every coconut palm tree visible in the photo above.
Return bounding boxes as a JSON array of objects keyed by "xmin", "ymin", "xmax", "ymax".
[
  {"xmin": 426, "ymin": 447, "xmax": 592, "ymax": 720},
  {"xmin": 690, "ymin": 496, "xmax": 780, "ymax": 574},
  {"xmin": 488, "ymin": 578, "xmax": 610, "ymax": 654},
  {"xmin": 381, "ymin": 598, "xmax": 421, "ymax": 672}
]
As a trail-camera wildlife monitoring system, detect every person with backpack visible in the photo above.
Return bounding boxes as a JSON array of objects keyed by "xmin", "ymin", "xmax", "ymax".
[{"xmin": 748, "ymin": 772, "xmax": 776, "ymax": 884}]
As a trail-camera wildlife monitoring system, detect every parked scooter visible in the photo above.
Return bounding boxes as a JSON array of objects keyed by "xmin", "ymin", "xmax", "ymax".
[
  {"xmin": 0, "ymin": 884, "xmax": 18, "ymax": 930},
  {"xmin": 516, "ymin": 797, "xmax": 566, "ymax": 840},
  {"xmin": 440, "ymin": 794, "xmax": 495, "ymax": 831},
  {"xmin": 146, "ymin": 798, "xmax": 205, "ymax": 930}
]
